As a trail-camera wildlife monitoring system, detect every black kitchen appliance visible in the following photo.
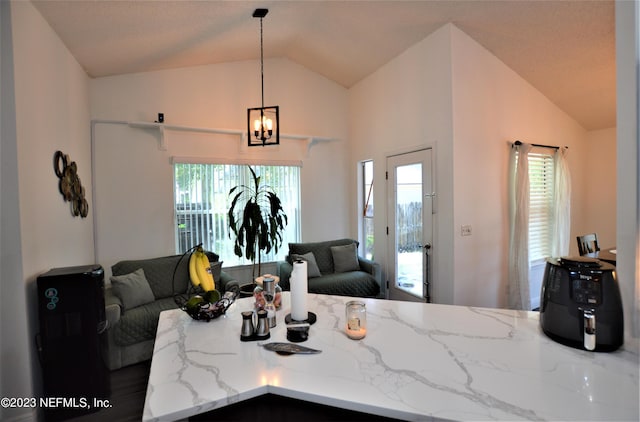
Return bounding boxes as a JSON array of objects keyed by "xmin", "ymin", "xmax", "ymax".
[
  {"xmin": 36, "ymin": 265, "xmax": 110, "ymax": 421},
  {"xmin": 539, "ymin": 256, "xmax": 623, "ymax": 352}
]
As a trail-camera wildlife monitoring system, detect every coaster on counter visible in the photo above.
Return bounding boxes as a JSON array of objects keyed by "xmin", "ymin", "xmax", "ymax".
[{"xmin": 285, "ymin": 312, "xmax": 317, "ymax": 325}]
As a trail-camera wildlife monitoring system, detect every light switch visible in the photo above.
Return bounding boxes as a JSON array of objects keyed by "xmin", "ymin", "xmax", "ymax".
[{"xmin": 461, "ymin": 225, "xmax": 472, "ymax": 236}]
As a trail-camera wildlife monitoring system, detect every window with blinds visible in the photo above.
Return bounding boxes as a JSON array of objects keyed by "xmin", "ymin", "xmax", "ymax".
[
  {"xmin": 174, "ymin": 163, "xmax": 301, "ymax": 266},
  {"xmin": 528, "ymin": 152, "xmax": 555, "ymax": 263}
]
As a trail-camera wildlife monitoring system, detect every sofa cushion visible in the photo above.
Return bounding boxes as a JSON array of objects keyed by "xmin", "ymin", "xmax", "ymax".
[
  {"xmin": 112, "ymin": 255, "xmax": 190, "ymax": 299},
  {"xmin": 113, "ymin": 297, "xmax": 178, "ymax": 347},
  {"xmin": 308, "ymin": 271, "xmax": 380, "ymax": 297},
  {"xmin": 291, "ymin": 252, "xmax": 322, "ymax": 278},
  {"xmin": 110, "ymin": 268, "xmax": 155, "ymax": 310},
  {"xmin": 288, "ymin": 239, "xmax": 358, "ymax": 274},
  {"xmin": 330, "ymin": 243, "xmax": 359, "ymax": 273}
]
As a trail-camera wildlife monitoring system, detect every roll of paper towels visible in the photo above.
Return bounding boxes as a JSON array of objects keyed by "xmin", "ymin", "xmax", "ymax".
[{"xmin": 290, "ymin": 259, "xmax": 308, "ymax": 321}]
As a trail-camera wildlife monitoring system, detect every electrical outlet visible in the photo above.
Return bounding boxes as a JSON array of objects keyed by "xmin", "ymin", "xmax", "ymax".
[{"xmin": 461, "ymin": 225, "xmax": 472, "ymax": 236}]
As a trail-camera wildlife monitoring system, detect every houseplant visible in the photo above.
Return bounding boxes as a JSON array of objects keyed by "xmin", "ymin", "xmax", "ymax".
[{"xmin": 227, "ymin": 166, "xmax": 288, "ymax": 278}]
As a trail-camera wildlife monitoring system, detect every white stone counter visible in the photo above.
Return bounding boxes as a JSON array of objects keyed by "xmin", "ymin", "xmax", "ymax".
[{"xmin": 142, "ymin": 293, "xmax": 639, "ymax": 421}]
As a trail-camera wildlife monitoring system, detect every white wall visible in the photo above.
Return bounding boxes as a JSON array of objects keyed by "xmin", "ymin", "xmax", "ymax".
[
  {"xmin": 349, "ymin": 25, "xmax": 455, "ymax": 304},
  {"xmin": 449, "ymin": 25, "xmax": 589, "ymax": 308},
  {"xmin": 1, "ymin": 1, "xmax": 4, "ymax": 414},
  {"xmin": 0, "ymin": 3, "xmax": 26, "ymax": 421},
  {"xmin": 90, "ymin": 59, "xmax": 350, "ymax": 277},
  {"xmin": 615, "ymin": 0, "xmax": 639, "ymax": 340},
  {"xmin": 350, "ymin": 23, "xmax": 605, "ymax": 309},
  {"xmin": 583, "ymin": 128, "xmax": 617, "ymax": 249},
  {"xmin": 3, "ymin": 1, "xmax": 94, "ymax": 420}
]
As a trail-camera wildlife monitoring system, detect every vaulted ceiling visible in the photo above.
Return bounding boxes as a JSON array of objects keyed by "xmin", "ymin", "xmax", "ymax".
[{"xmin": 32, "ymin": 0, "xmax": 616, "ymax": 131}]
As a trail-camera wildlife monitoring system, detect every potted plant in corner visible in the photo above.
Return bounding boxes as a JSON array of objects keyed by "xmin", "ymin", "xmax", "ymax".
[{"xmin": 227, "ymin": 166, "xmax": 288, "ymax": 279}]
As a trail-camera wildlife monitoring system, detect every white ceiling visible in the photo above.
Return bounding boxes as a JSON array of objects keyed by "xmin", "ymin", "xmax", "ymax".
[{"xmin": 31, "ymin": 0, "xmax": 616, "ymax": 131}]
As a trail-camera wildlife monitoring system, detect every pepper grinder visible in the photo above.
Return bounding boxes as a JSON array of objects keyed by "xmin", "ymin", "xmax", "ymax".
[
  {"xmin": 263, "ymin": 277, "xmax": 277, "ymax": 328},
  {"xmin": 255, "ymin": 309, "xmax": 270, "ymax": 340},
  {"xmin": 240, "ymin": 311, "xmax": 255, "ymax": 341}
]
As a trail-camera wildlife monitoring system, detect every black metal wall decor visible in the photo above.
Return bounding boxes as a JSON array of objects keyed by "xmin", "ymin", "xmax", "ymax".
[{"xmin": 53, "ymin": 150, "xmax": 88, "ymax": 218}]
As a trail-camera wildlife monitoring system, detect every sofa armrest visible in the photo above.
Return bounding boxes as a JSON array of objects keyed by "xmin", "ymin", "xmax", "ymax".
[
  {"xmin": 104, "ymin": 287, "xmax": 122, "ymax": 325},
  {"xmin": 218, "ymin": 271, "xmax": 240, "ymax": 295},
  {"xmin": 358, "ymin": 257, "xmax": 383, "ymax": 297},
  {"xmin": 217, "ymin": 271, "xmax": 235, "ymax": 293},
  {"xmin": 277, "ymin": 261, "xmax": 293, "ymax": 290},
  {"xmin": 357, "ymin": 256, "xmax": 379, "ymax": 276}
]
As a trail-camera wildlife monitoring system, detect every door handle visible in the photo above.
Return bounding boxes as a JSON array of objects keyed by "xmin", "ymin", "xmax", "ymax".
[
  {"xmin": 583, "ymin": 309, "xmax": 596, "ymax": 351},
  {"xmin": 423, "ymin": 243, "xmax": 431, "ymax": 303}
]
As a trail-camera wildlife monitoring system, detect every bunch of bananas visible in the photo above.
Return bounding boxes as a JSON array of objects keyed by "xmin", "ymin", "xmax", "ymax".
[{"xmin": 188, "ymin": 247, "xmax": 220, "ymax": 303}]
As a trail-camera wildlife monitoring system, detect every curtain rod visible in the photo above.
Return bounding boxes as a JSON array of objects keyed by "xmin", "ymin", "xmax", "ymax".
[{"xmin": 513, "ymin": 140, "xmax": 567, "ymax": 150}]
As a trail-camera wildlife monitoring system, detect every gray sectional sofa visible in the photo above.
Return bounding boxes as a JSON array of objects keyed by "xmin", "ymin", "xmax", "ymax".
[
  {"xmin": 277, "ymin": 238, "xmax": 383, "ymax": 298},
  {"xmin": 103, "ymin": 253, "xmax": 238, "ymax": 370}
]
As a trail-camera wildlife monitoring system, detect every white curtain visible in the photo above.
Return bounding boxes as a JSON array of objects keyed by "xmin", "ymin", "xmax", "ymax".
[
  {"xmin": 508, "ymin": 143, "xmax": 532, "ymax": 310},
  {"xmin": 551, "ymin": 147, "xmax": 571, "ymax": 257}
]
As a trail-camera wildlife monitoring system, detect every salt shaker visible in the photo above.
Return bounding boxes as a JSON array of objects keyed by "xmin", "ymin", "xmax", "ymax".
[{"xmin": 240, "ymin": 311, "xmax": 255, "ymax": 341}]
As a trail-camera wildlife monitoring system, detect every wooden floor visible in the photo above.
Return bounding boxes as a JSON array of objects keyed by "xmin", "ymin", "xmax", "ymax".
[
  {"xmin": 57, "ymin": 360, "xmax": 401, "ymax": 422},
  {"xmin": 64, "ymin": 360, "xmax": 150, "ymax": 422}
]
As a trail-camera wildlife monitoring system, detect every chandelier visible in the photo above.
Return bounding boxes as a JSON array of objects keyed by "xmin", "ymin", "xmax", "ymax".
[{"xmin": 247, "ymin": 8, "xmax": 279, "ymax": 147}]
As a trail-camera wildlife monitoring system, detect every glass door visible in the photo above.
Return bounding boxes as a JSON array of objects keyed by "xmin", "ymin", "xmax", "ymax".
[{"xmin": 387, "ymin": 149, "xmax": 433, "ymax": 302}]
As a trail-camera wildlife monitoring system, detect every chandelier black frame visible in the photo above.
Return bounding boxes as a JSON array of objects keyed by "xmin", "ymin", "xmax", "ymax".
[{"xmin": 247, "ymin": 8, "xmax": 279, "ymax": 147}]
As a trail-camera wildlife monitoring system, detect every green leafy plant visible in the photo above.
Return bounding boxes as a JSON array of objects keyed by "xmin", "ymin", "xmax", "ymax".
[{"xmin": 227, "ymin": 166, "xmax": 288, "ymax": 277}]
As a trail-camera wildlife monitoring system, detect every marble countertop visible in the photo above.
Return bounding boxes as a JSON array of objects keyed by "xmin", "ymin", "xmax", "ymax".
[{"xmin": 143, "ymin": 293, "xmax": 639, "ymax": 421}]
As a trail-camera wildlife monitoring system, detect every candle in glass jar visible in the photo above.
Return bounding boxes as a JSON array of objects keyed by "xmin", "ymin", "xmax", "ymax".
[
  {"xmin": 346, "ymin": 319, "xmax": 366, "ymax": 339},
  {"xmin": 345, "ymin": 300, "xmax": 366, "ymax": 339}
]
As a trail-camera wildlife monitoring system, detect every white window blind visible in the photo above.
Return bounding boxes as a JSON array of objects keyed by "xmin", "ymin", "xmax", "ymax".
[
  {"xmin": 528, "ymin": 152, "xmax": 555, "ymax": 262},
  {"xmin": 173, "ymin": 163, "xmax": 300, "ymax": 266}
]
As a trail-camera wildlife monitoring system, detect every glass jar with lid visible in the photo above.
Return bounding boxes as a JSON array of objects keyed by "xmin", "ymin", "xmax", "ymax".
[{"xmin": 254, "ymin": 275, "xmax": 282, "ymax": 310}]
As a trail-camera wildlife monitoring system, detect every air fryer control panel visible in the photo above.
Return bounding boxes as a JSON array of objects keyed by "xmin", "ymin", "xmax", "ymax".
[{"xmin": 569, "ymin": 270, "xmax": 602, "ymax": 306}]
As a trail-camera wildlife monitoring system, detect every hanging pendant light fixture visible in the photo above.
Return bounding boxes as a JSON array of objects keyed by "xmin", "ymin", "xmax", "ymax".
[{"xmin": 247, "ymin": 8, "xmax": 279, "ymax": 147}]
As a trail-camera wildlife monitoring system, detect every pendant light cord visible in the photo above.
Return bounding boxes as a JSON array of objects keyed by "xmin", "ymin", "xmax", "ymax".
[{"xmin": 260, "ymin": 16, "xmax": 265, "ymax": 110}]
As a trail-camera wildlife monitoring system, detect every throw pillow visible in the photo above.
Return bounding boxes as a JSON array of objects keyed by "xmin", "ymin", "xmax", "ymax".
[
  {"xmin": 331, "ymin": 243, "xmax": 359, "ymax": 273},
  {"xmin": 110, "ymin": 268, "xmax": 155, "ymax": 310},
  {"xmin": 291, "ymin": 252, "xmax": 322, "ymax": 278}
]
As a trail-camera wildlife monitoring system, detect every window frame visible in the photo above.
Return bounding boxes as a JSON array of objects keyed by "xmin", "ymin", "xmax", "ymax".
[
  {"xmin": 522, "ymin": 149, "xmax": 556, "ymax": 310},
  {"xmin": 360, "ymin": 160, "xmax": 374, "ymax": 260}
]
